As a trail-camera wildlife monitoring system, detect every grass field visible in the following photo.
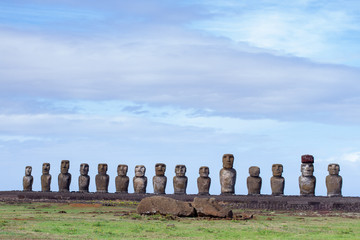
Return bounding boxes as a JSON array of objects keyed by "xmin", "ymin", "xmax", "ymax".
[{"xmin": 0, "ymin": 200, "xmax": 359, "ymax": 239}]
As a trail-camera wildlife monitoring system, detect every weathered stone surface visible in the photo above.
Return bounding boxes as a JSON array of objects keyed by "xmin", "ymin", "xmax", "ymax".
[
  {"xmin": 79, "ymin": 163, "xmax": 90, "ymax": 193},
  {"xmin": 220, "ymin": 154, "xmax": 236, "ymax": 195},
  {"xmin": 137, "ymin": 196, "xmax": 195, "ymax": 217},
  {"xmin": 116, "ymin": 164, "xmax": 129, "ymax": 193},
  {"xmin": 133, "ymin": 165, "xmax": 147, "ymax": 194},
  {"xmin": 271, "ymin": 164, "xmax": 284, "ymax": 196},
  {"xmin": 23, "ymin": 166, "xmax": 33, "ymax": 191},
  {"xmin": 299, "ymin": 155, "xmax": 316, "ymax": 196},
  {"xmin": 197, "ymin": 166, "xmax": 211, "ymax": 195},
  {"xmin": 247, "ymin": 166, "xmax": 261, "ymax": 195},
  {"xmin": 96, "ymin": 164, "xmax": 109, "ymax": 193},
  {"xmin": 58, "ymin": 160, "xmax": 71, "ymax": 192},
  {"xmin": 192, "ymin": 197, "xmax": 232, "ymax": 218},
  {"xmin": 326, "ymin": 163, "xmax": 342, "ymax": 197},
  {"xmin": 173, "ymin": 165, "xmax": 187, "ymax": 194},
  {"xmin": 153, "ymin": 163, "xmax": 167, "ymax": 194},
  {"xmin": 41, "ymin": 163, "xmax": 51, "ymax": 192}
]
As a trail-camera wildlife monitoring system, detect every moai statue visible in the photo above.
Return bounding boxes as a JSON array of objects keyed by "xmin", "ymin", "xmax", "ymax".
[
  {"xmin": 115, "ymin": 164, "xmax": 129, "ymax": 193},
  {"xmin": 247, "ymin": 166, "xmax": 262, "ymax": 195},
  {"xmin": 326, "ymin": 163, "xmax": 342, "ymax": 197},
  {"xmin": 78, "ymin": 163, "xmax": 90, "ymax": 193},
  {"xmin": 173, "ymin": 165, "xmax": 188, "ymax": 194},
  {"xmin": 23, "ymin": 166, "xmax": 33, "ymax": 191},
  {"xmin": 153, "ymin": 163, "xmax": 167, "ymax": 194},
  {"xmin": 133, "ymin": 165, "xmax": 147, "ymax": 194},
  {"xmin": 219, "ymin": 154, "xmax": 236, "ymax": 195},
  {"xmin": 41, "ymin": 163, "xmax": 51, "ymax": 192},
  {"xmin": 58, "ymin": 160, "xmax": 71, "ymax": 192},
  {"xmin": 299, "ymin": 155, "xmax": 316, "ymax": 196},
  {"xmin": 197, "ymin": 166, "xmax": 211, "ymax": 195},
  {"xmin": 96, "ymin": 163, "xmax": 109, "ymax": 193},
  {"xmin": 270, "ymin": 164, "xmax": 285, "ymax": 196}
]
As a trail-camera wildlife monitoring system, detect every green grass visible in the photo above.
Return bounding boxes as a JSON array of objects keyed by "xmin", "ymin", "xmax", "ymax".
[{"xmin": 0, "ymin": 201, "xmax": 359, "ymax": 239}]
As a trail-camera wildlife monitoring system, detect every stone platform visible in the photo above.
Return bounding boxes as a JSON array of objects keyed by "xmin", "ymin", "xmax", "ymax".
[{"xmin": 1, "ymin": 191, "xmax": 360, "ymax": 212}]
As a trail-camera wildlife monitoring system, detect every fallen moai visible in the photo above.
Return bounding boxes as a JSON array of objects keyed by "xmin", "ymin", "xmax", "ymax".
[{"xmin": 137, "ymin": 196, "xmax": 232, "ymax": 218}]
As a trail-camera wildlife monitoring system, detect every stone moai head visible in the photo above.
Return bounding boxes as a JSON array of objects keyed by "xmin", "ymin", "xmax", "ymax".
[
  {"xmin": 199, "ymin": 166, "xmax": 209, "ymax": 177},
  {"xmin": 98, "ymin": 163, "xmax": 108, "ymax": 175},
  {"xmin": 328, "ymin": 163, "xmax": 340, "ymax": 175},
  {"xmin": 222, "ymin": 154, "xmax": 234, "ymax": 169},
  {"xmin": 25, "ymin": 166, "xmax": 32, "ymax": 176},
  {"xmin": 80, "ymin": 163, "xmax": 89, "ymax": 176},
  {"xmin": 301, "ymin": 154, "xmax": 314, "ymax": 177},
  {"xmin": 249, "ymin": 166, "xmax": 260, "ymax": 177},
  {"xmin": 175, "ymin": 165, "xmax": 186, "ymax": 177},
  {"xmin": 272, "ymin": 164, "xmax": 283, "ymax": 177},
  {"xmin": 155, "ymin": 163, "xmax": 166, "ymax": 176},
  {"xmin": 117, "ymin": 164, "xmax": 128, "ymax": 176},
  {"xmin": 42, "ymin": 163, "xmax": 50, "ymax": 174},
  {"xmin": 60, "ymin": 160, "xmax": 70, "ymax": 174},
  {"xmin": 135, "ymin": 165, "xmax": 146, "ymax": 177}
]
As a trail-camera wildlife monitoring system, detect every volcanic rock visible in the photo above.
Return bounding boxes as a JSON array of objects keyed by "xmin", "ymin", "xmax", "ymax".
[{"xmin": 192, "ymin": 197, "xmax": 233, "ymax": 218}]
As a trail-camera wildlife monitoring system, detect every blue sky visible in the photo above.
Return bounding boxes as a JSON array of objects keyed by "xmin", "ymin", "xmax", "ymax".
[{"xmin": 1, "ymin": 0, "xmax": 360, "ymax": 196}]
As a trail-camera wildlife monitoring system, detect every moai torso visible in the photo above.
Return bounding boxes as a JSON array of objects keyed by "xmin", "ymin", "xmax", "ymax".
[
  {"xmin": 58, "ymin": 160, "xmax": 71, "ymax": 192},
  {"xmin": 96, "ymin": 164, "xmax": 109, "ymax": 193},
  {"xmin": 173, "ymin": 165, "xmax": 187, "ymax": 194},
  {"xmin": 299, "ymin": 155, "xmax": 316, "ymax": 196},
  {"xmin": 197, "ymin": 166, "xmax": 211, "ymax": 195},
  {"xmin": 220, "ymin": 154, "xmax": 236, "ymax": 195},
  {"xmin": 271, "ymin": 164, "xmax": 285, "ymax": 196},
  {"xmin": 247, "ymin": 166, "xmax": 262, "ymax": 195},
  {"xmin": 23, "ymin": 166, "xmax": 33, "ymax": 191},
  {"xmin": 78, "ymin": 163, "xmax": 90, "ymax": 193},
  {"xmin": 153, "ymin": 163, "xmax": 167, "ymax": 194},
  {"xmin": 41, "ymin": 163, "xmax": 51, "ymax": 192},
  {"xmin": 133, "ymin": 165, "xmax": 147, "ymax": 194},
  {"xmin": 115, "ymin": 164, "xmax": 129, "ymax": 193},
  {"xmin": 326, "ymin": 164, "xmax": 342, "ymax": 197}
]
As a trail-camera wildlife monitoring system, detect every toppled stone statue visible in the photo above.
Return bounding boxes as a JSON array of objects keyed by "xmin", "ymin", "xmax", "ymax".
[
  {"xmin": 137, "ymin": 196, "xmax": 195, "ymax": 217},
  {"xmin": 41, "ymin": 163, "xmax": 51, "ymax": 192},
  {"xmin": 247, "ymin": 166, "xmax": 261, "ymax": 195},
  {"xmin": 116, "ymin": 164, "xmax": 129, "ymax": 193},
  {"xmin": 23, "ymin": 166, "xmax": 33, "ymax": 191},
  {"xmin": 299, "ymin": 155, "xmax": 316, "ymax": 196},
  {"xmin": 96, "ymin": 163, "xmax": 109, "ymax": 193},
  {"xmin": 326, "ymin": 163, "xmax": 342, "ymax": 197},
  {"xmin": 58, "ymin": 160, "xmax": 71, "ymax": 192},
  {"xmin": 271, "ymin": 164, "xmax": 284, "ymax": 196},
  {"xmin": 153, "ymin": 163, "xmax": 167, "ymax": 194},
  {"xmin": 220, "ymin": 154, "xmax": 236, "ymax": 195},
  {"xmin": 133, "ymin": 165, "xmax": 147, "ymax": 194},
  {"xmin": 173, "ymin": 165, "xmax": 187, "ymax": 194},
  {"xmin": 192, "ymin": 197, "xmax": 233, "ymax": 218},
  {"xmin": 197, "ymin": 166, "xmax": 211, "ymax": 195},
  {"xmin": 78, "ymin": 163, "xmax": 90, "ymax": 193}
]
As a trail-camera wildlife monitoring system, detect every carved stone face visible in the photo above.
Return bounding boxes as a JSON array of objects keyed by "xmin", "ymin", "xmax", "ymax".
[
  {"xmin": 98, "ymin": 164, "xmax": 108, "ymax": 174},
  {"xmin": 135, "ymin": 165, "xmax": 146, "ymax": 177},
  {"xmin": 25, "ymin": 166, "xmax": 32, "ymax": 176},
  {"xmin": 272, "ymin": 164, "xmax": 283, "ymax": 177},
  {"xmin": 249, "ymin": 166, "xmax": 260, "ymax": 177},
  {"xmin": 80, "ymin": 163, "xmax": 89, "ymax": 175},
  {"xmin": 301, "ymin": 163, "xmax": 314, "ymax": 177},
  {"xmin": 42, "ymin": 163, "xmax": 50, "ymax": 174},
  {"xmin": 61, "ymin": 160, "xmax": 70, "ymax": 174},
  {"xmin": 222, "ymin": 154, "xmax": 234, "ymax": 169},
  {"xmin": 117, "ymin": 164, "xmax": 128, "ymax": 176},
  {"xmin": 328, "ymin": 164, "xmax": 340, "ymax": 175},
  {"xmin": 199, "ymin": 166, "xmax": 209, "ymax": 177},
  {"xmin": 155, "ymin": 163, "xmax": 166, "ymax": 176},
  {"xmin": 175, "ymin": 165, "xmax": 186, "ymax": 177}
]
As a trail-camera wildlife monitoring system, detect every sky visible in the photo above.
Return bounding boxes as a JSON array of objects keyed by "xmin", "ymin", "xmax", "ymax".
[{"xmin": 1, "ymin": 0, "xmax": 360, "ymax": 196}]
